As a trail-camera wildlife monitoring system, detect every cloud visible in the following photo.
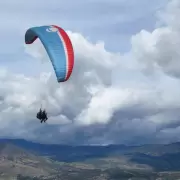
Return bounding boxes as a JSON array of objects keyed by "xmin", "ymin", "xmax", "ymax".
[
  {"xmin": 1, "ymin": 0, "xmax": 180, "ymax": 145},
  {"xmin": 131, "ymin": 0, "xmax": 180, "ymax": 78}
]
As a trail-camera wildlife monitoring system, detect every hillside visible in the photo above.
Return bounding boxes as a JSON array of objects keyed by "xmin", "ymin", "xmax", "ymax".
[
  {"xmin": 0, "ymin": 142, "xmax": 155, "ymax": 180},
  {"xmin": 0, "ymin": 142, "xmax": 59, "ymax": 178},
  {"xmin": 2, "ymin": 139, "xmax": 180, "ymax": 171},
  {"xmin": 0, "ymin": 139, "xmax": 180, "ymax": 179}
]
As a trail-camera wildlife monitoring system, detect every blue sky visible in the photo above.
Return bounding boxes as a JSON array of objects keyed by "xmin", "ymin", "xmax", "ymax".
[
  {"xmin": 0, "ymin": 0, "xmax": 180, "ymax": 145},
  {"xmin": 0, "ymin": 0, "xmax": 167, "ymax": 77}
]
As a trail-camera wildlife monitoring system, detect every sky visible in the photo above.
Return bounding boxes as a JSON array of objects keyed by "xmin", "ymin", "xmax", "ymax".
[{"xmin": 0, "ymin": 0, "xmax": 180, "ymax": 145}]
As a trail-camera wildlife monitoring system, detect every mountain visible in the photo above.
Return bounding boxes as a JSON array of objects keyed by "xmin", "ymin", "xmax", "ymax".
[
  {"xmin": 0, "ymin": 142, "xmax": 108, "ymax": 179},
  {"xmin": 0, "ymin": 139, "xmax": 180, "ymax": 179},
  {"xmin": 0, "ymin": 139, "xmax": 131, "ymax": 161},
  {"xmin": 2, "ymin": 139, "xmax": 180, "ymax": 169},
  {"xmin": 4, "ymin": 138, "xmax": 180, "ymax": 156},
  {"xmin": 0, "ymin": 141, "xmax": 154, "ymax": 180}
]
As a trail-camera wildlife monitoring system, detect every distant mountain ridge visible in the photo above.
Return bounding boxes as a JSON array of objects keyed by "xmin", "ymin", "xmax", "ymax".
[
  {"xmin": 0, "ymin": 138, "xmax": 130, "ymax": 161},
  {"xmin": 1, "ymin": 138, "xmax": 180, "ymax": 157}
]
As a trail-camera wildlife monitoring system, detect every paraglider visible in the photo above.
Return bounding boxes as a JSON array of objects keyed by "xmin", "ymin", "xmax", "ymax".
[
  {"xmin": 36, "ymin": 108, "xmax": 48, "ymax": 123},
  {"xmin": 25, "ymin": 25, "xmax": 74, "ymax": 123}
]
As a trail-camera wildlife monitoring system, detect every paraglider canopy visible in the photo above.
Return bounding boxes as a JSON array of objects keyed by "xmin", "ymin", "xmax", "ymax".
[{"xmin": 25, "ymin": 25, "xmax": 74, "ymax": 83}]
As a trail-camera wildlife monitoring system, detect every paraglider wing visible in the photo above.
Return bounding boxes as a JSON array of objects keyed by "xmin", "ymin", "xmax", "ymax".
[{"xmin": 25, "ymin": 25, "xmax": 74, "ymax": 82}]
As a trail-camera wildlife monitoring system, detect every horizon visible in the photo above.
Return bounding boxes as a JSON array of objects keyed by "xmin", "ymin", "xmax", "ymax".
[{"xmin": 0, "ymin": 138, "xmax": 180, "ymax": 147}]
